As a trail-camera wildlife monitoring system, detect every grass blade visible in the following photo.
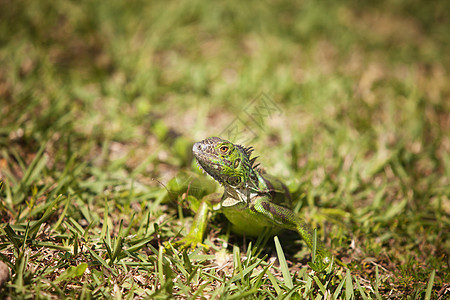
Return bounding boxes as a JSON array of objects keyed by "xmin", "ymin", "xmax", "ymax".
[
  {"xmin": 425, "ymin": 270, "xmax": 435, "ymax": 300},
  {"xmin": 354, "ymin": 275, "xmax": 369, "ymax": 300},
  {"xmin": 345, "ymin": 268, "xmax": 354, "ymax": 300},
  {"xmin": 274, "ymin": 236, "xmax": 293, "ymax": 289}
]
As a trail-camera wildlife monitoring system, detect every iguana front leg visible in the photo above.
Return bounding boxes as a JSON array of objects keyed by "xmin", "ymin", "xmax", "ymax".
[
  {"xmin": 252, "ymin": 196, "xmax": 332, "ymax": 271},
  {"xmin": 175, "ymin": 201, "xmax": 210, "ymax": 250},
  {"xmin": 173, "ymin": 193, "xmax": 221, "ymax": 250}
]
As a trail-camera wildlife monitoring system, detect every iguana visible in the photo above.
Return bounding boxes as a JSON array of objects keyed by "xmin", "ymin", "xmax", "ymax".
[{"xmin": 175, "ymin": 136, "xmax": 332, "ymax": 272}]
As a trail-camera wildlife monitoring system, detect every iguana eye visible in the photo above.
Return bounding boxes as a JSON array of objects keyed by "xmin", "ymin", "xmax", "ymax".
[{"xmin": 219, "ymin": 145, "xmax": 229, "ymax": 153}]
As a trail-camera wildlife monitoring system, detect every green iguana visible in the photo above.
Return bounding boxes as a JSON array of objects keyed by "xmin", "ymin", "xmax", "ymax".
[{"xmin": 175, "ymin": 136, "xmax": 332, "ymax": 271}]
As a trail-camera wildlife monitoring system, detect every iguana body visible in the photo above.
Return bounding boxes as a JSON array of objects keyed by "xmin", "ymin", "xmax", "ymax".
[{"xmin": 181, "ymin": 137, "xmax": 332, "ymax": 270}]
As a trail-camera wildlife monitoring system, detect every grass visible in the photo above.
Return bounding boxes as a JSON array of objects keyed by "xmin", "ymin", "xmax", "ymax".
[{"xmin": 0, "ymin": 0, "xmax": 449, "ymax": 298}]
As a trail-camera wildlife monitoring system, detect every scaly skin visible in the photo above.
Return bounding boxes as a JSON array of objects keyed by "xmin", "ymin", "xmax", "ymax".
[{"xmin": 179, "ymin": 137, "xmax": 332, "ymax": 271}]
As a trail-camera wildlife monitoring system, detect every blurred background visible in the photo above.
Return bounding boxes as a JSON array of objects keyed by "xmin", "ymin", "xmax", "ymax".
[
  {"xmin": 1, "ymin": 0, "xmax": 448, "ymax": 175},
  {"xmin": 0, "ymin": 0, "xmax": 449, "ymax": 297}
]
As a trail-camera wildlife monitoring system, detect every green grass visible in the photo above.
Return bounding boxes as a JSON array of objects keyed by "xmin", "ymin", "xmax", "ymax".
[{"xmin": 1, "ymin": 0, "xmax": 449, "ymax": 298}]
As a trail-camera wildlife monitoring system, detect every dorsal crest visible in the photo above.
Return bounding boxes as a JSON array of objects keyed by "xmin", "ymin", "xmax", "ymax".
[{"xmin": 235, "ymin": 144, "xmax": 262, "ymax": 172}]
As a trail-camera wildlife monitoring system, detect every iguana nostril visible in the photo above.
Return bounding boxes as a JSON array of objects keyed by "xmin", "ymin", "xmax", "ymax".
[
  {"xmin": 193, "ymin": 142, "xmax": 206, "ymax": 154},
  {"xmin": 192, "ymin": 143, "xmax": 199, "ymax": 153}
]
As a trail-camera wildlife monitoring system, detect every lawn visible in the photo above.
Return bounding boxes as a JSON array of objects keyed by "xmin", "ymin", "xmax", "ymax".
[{"xmin": 0, "ymin": 0, "xmax": 449, "ymax": 298}]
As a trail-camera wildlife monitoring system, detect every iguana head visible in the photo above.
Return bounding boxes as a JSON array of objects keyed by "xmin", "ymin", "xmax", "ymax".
[{"xmin": 192, "ymin": 137, "xmax": 259, "ymax": 189}]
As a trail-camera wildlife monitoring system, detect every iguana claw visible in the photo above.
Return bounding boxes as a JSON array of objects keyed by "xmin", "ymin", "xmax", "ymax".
[{"xmin": 172, "ymin": 236, "xmax": 210, "ymax": 251}]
